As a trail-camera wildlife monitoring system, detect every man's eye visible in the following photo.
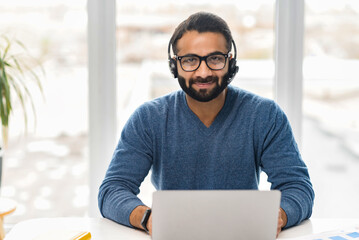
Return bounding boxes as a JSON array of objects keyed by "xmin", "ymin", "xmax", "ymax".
[
  {"xmin": 182, "ymin": 57, "xmax": 198, "ymax": 64},
  {"xmin": 208, "ymin": 55, "xmax": 223, "ymax": 62}
]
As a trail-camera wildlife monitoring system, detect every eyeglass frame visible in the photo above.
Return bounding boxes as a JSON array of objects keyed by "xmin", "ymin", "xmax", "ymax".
[{"xmin": 175, "ymin": 52, "xmax": 231, "ymax": 72}]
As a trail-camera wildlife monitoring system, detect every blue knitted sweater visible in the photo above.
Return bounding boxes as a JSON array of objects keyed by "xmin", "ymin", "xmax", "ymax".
[{"xmin": 98, "ymin": 85, "xmax": 314, "ymax": 229}]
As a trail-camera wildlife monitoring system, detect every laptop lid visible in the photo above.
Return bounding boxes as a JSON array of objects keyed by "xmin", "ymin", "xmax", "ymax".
[{"xmin": 152, "ymin": 190, "xmax": 281, "ymax": 240}]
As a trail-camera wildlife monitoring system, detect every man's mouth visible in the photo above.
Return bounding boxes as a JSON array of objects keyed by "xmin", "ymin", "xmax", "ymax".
[
  {"xmin": 192, "ymin": 78, "xmax": 216, "ymax": 89},
  {"xmin": 195, "ymin": 81, "xmax": 214, "ymax": 88}
]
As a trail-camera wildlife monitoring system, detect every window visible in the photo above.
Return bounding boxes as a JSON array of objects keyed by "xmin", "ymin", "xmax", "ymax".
[
  {"xmin": 303, "ymin": 0, "xmax": 359, "ymax": 217},
  {"xmin": 1, "ymin": 0, "xmax": 88, "ymax": 227}
]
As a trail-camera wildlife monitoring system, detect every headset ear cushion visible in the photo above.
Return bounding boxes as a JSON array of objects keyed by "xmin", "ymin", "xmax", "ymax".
[
  {"xmin": 169, "ymin": 59, "xmax": 178, "ymax": 78},
  {"xmin": 228, "ymin": 59, "xmax": 238, "ymax": 80}
]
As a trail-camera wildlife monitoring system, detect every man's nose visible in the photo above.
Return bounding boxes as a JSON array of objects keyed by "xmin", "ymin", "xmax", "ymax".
[{"xmin": 194, "ymin": 59, "xmax": 212, "ymax": 77}]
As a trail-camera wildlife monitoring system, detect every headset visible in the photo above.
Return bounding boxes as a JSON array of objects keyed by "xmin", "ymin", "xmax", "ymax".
[{"xmin": 168, "ymin": 38, "xmax": 239, "ymax": 82}]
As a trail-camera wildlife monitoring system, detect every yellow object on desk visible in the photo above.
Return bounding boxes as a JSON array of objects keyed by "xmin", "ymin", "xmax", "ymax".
[
  {"xmin": 33, "ymin": 230, "xmax": 91, "ymax": 240},
  {"xmin": 0, "ymin": 197, "xmax": 16, "ymax": 240}
]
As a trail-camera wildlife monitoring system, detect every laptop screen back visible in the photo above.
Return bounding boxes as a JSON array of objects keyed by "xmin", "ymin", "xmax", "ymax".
[{"xmin": 152, "ymin": 190, "xmax": 281, "ymax": 240}]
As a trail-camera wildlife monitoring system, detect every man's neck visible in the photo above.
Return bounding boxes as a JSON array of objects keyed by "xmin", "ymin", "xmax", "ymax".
[{"xmin": 186, "ymin": 88, "xmax": 228, "ymax": 128}]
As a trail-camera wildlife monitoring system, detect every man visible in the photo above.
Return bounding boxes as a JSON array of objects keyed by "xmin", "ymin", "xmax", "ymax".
[{"xmin": 98, "ymin": 12, "xmax": 314, "ymax": 237}]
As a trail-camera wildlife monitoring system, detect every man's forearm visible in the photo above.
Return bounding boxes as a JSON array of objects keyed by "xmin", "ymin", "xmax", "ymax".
[{"xmin": 129, "ymin": 205, "xmax": 150, "ymax": 229}]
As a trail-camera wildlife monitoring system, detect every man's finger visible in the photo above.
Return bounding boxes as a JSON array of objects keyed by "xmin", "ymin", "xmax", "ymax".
[
  {"xmin": 148, "ymin": 213, "xmax": 152, "ymax": 236},
  {"xmin": 277, "ymin": 227, "xmax": 281, "ymax": 238},
  {"xmin": 277, "ymin": 210, "xmax": 283, "ymax": 237}
]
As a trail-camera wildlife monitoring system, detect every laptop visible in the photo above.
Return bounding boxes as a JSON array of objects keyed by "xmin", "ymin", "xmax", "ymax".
[{"xmin": 152, "ymin": 190, "xmax": 281, "ymax": 240}]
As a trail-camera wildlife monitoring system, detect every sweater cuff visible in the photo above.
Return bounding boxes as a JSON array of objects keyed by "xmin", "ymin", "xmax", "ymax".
[
  {"xmin": 280, "ymin": 198, "xmax": 298, "ymax": 229},
  {"xmin": 123, "ymin": 199, "xmax": 146, "ymax": 228}
]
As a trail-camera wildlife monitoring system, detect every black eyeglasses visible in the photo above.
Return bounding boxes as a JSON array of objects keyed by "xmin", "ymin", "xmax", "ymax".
[{"xmin": 176, "ymin": 52, "xmax": 230, "ymax": 72}]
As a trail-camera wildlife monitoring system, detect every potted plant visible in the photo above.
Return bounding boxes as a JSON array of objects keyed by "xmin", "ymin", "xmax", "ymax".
[{"xmin": 0, "ymin": 35, "xmax": 44, "ymax": 185}]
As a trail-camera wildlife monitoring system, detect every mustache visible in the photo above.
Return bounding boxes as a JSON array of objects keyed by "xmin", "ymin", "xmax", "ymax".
[{"xmin": 190, "ymin": 76, "xmax": 218, "ymax": 84}]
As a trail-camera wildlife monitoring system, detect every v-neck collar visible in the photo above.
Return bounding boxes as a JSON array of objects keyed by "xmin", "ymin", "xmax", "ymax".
[{"xmin": 180, "ymin": 86, "xmax": 234, "ymax": 136}]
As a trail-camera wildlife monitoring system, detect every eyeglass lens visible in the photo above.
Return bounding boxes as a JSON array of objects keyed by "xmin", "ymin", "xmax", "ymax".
[{"xmin": 180, "ymin": 54, "xmax": 226, "ymax": 71}]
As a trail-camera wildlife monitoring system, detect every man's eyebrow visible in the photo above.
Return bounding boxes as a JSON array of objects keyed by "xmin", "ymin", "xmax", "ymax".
[{"xmin": 179, "ymin": 51, "xmax": 226, "ymax": 57}]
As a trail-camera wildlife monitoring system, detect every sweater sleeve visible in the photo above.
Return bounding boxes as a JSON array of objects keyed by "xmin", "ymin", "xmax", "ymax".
[
  {"xmin": 98, "ymin": 106, "xmax": 153, "ymax": 227},
  {"xmin": 258, "ymin": 102, "xmax": 315, "ymax": 229}
]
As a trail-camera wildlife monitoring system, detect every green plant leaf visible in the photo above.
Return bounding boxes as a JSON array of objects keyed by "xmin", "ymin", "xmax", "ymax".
[
  {"xmin": 2, "ymin": 68, "xmax": 12, "ymax": 115},
  {"xmin": 7, "ymin": 73, "xmax": 28, "ymax": 131},
  {"xmin": 7, "ymin": 67, "xmax": 37, "ymax": 129},
  {"xmin": 2, "ymin": 69, "xmax": 11, "ymax": 104},
  {"xmin": 0, "ymin": 99, "xmax": 7, "ymax": 127},
  {"xmin": 2, "ymin": 37, "xmax": 11, "ymax": 60},
  {"xmin": 15, "ymin": 39, "xmax": 27, "ymax": 51},
  {"xmin": 13, "ymin": 56, "xmax": 45, "ymax": 97},
  {"xmin": 11, "ymin": 57, "xmax": 25, "ymax": 75},
  {"xmin": 0, "ymin": 34, "xmax": 45, "ymax": 140},
  {"xmin": 0, "ymin": 71, "xmax": 10, "ymax": 127}
]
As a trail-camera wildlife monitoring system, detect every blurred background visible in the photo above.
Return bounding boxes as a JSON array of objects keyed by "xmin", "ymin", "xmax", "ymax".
[{"xmin": 1, "ymin": 0, "xmax": 358, "ymax": 231}]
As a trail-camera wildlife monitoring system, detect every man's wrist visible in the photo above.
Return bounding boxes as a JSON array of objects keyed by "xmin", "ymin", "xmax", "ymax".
[
  {"xmin": 129, "ymin": 205, "xmax": 150, "ymax": 229},
  {"xmin": 141, "ymin": 208, "xmax": 152, "ymax": 233}
]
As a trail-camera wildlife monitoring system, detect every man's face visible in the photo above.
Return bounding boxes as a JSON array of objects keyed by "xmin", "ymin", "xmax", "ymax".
[{"xmin": 175, "ymin": 31, "xmax": 230, "ymax": 102}]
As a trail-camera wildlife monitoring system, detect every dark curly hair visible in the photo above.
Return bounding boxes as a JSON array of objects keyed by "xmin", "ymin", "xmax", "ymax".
[{"xmin": 170, "ymin": 12, "xmax": 233, "ymax": 55}]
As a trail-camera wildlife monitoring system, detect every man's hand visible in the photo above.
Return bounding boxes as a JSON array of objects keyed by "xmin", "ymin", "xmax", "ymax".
[
  {"xmin": 129, "ymin": 205, "xmax": 152, "ymax": 235},
  {"xmin": 277, "ymin": 208, "xmax": 288, "ymax": 237}
]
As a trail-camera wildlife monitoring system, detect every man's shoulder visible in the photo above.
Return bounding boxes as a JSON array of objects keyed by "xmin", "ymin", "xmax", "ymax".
[
  {"xmin": 135, "ymin": 90, "xmax": 182, "ymax": 116},
  {"xmin": 228, "ymin": 86, "xmax": 288, "ymax": 130},
  {"xmin": 144, "ymin": 90, "xmax": 181, "ymax": 107},
  {"xmin": 228, "ymin": 85, "xmax": 277, "ymax": 109}
]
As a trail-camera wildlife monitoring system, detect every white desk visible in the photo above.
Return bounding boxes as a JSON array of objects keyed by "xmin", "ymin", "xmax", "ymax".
[
  {"xmin": 5, "ymin": 218, "xmax": 149, "ymax": 240},
  {"xmin": 279, "ymin": 218, "xmax": 359, "ymax": 239},
  {"xmin": 5, "ymin": 217, "xmax": 359, "ymax": 240}
]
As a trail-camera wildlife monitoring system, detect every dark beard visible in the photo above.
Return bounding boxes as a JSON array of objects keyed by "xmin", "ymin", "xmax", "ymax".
[{"xmin": 177, "ymin": 73, "xmax": 231, "ymax": 102}]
